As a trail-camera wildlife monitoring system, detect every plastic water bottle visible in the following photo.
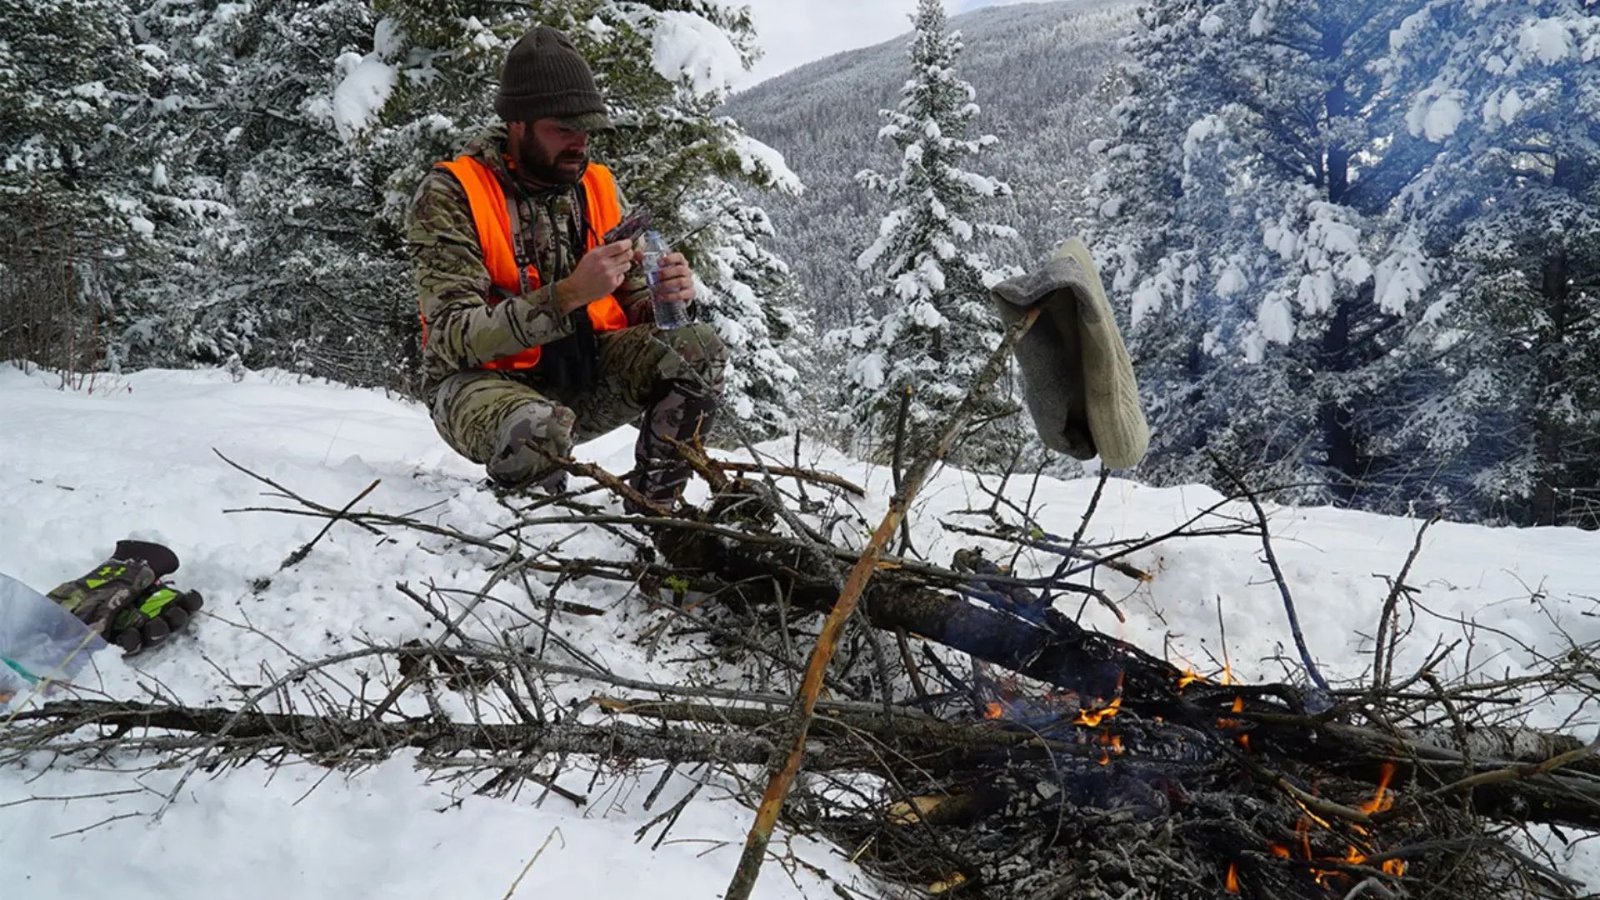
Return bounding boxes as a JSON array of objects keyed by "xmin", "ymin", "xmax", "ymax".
[{"xmin": 640, "ymin": 230, "xmax": 690, "ymax": 330}]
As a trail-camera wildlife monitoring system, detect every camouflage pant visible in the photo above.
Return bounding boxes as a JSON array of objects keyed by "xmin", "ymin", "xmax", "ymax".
[{"xmin": 430, "ymin": 322, "xmax": 727, "ymax": 491}]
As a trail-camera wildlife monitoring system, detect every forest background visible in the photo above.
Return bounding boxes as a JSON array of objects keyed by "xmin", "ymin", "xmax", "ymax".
[{"xmin": 4, "ymin": 0, "xmax": 1596, "ymax": 528}]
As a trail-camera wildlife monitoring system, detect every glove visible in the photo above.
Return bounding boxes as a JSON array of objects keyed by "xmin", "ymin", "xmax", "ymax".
[
  {"xmin": 107, "ymin": 585, "xmax": 205, "ymax": 655},
  {"xmin": 46, "ymin": 540, "xmax": 196, "ymax": 654}
]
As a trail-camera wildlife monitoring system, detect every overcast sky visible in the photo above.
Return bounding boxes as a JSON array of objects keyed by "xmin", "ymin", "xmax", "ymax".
[{"xmin": 734, "ymin": 0, "xmax": 1045, "ymax": 89}]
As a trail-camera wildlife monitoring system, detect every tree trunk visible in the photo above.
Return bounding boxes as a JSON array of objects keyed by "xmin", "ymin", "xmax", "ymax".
[
  {"xmin": 1319, "ymin": 302, "xmax": 1360, "ymax": 505},
  {"xmin": 1530, "ymin": 156, "xmax": 1577, "ymax": 526},
  {"xmin": 1318, "ymin": 61, "xmax": 1364, "ymax": 506}
]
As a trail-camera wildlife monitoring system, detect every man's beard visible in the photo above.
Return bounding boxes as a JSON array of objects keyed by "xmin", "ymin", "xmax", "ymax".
[{"xmin": 517, "ymin": 140, "xmax": 588, "ymax": 185}]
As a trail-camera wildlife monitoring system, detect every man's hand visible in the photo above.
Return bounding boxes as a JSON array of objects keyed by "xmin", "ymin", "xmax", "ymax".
[
  {"xmin": 556, "ymin": 242, "xmax": 636, "ymax": 313},
  {"xmin": 643, "ymin": 251, "xmax": 696, "ymax": 306}
]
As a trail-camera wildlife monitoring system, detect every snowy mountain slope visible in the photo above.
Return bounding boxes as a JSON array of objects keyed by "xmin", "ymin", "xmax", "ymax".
[
  {"xmin": 722, "ymin": 0, "xmax": 1138, "ymax": 323},
  {"xmin": 2, "ymin": 365, "xmax": 1599, "ymax": 895}
]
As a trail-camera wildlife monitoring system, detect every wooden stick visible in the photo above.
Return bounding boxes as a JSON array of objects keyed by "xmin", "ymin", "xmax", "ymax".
[
  {"xmin": 1373, "ymin": 515, "xmax": 1438, "ymax": 691},
  {"xmin": 722, "ymin": 307, "xmax": 1041, "ymax": 900},
  {"xmin": 1211, "ymin": 454, "xmax": 1332, "ymax": 696},
  {"xmin": 279, "ymin": 478, "xmax": 381, "ymax": 569},
  {"xmin": 703, "ymin": 461, "xmax": 866, "ymax": 497}
]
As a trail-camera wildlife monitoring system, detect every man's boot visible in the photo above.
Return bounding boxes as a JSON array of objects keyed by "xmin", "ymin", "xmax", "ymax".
[
  {"xmin": 628, "ymin": 383, "xmax": 718, "ymax": 513},
  {"xmin": 487, "ymin": 403, "xmax": 575, "ymax": 495}
]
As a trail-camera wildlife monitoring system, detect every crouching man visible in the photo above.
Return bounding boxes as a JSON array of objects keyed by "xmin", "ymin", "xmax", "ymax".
[{"xmin": 405, "ymin": 24, "xmax": 725, "ymax": 509}]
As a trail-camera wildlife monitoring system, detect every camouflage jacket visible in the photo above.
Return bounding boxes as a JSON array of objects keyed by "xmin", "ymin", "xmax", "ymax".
[{"xmin": 405, "ymin": 124, "xmax": 652, "ymax": 398}]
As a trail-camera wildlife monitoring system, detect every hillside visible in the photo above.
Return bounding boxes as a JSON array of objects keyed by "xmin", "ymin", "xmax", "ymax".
[
  {"xmin": 722, "ymin": 0, "xmax": 1139, "ymax": 323},
  {"xmin": 2, "ymin": 366, "xmax": 1599, "ymax": 896}
]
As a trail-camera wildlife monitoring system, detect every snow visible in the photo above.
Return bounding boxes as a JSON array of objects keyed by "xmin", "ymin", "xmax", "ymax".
[
  {"xmin": 1256, "ymin": 296, "xmax": 1294, "ymax": 344},
  {"xmin": 325, "ymin": 52, "xmax": 396, "ymax": 141},
  {"xmin": 732, "ymin": 133, "xmax": 803, "ymax": 195},
  {"xmin": 1414, "ymin": 92, "xmax": 1465, "ymax": 142},
  {"xmin": 0, "ymin": 366, "xmax": 858, "ymax": 900},
  {"xmin": 1491, "ymin": 88, "xmax": 1525, "ymax": 126},
  {"xmin": 1214, "ymin": 264, "xmax": 1246, "ymax": 297},
  {"xmin": 1130, "ymin": 276, "xmax": 1170, "ymax": 327},
  {"xmin": 650, "ymin": 11, "xmax": 745, "ymax": 97},
  {"xmin": 373, "ymin": 16, "xmax": 403, "ymax": 60},
  {"xmin": 1295, "ymin": 269, "xmax": 1335, "ymax": 314},
  {"xmin": 1520, "ymin": 18, "xmax": 1575, "ymax": 66},
  {"xmin": 1374, "ymin": 233, "xmax": 1431, "ymax": 315},
  {"xmin": 5, "ymin": 365, "xmax": 1600, "ymax": 894}
]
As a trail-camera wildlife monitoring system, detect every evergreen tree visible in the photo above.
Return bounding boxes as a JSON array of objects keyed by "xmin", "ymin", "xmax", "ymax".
[
  {"xmin": 0, "ymin": 0, "xmax": 165, "ymax": 371},
  {"xmin": 832, "ymin": 0, "xmax": 1017, "ymax": 467},
  {"xmin": 112, "ymin": 0, "xmax": 411, "ymax": 383},
  {"xmin": 685, "ymin": 176, "xmax": 805, "ymax": 439},
  {"xmin": 1385, "ymin": 1, "xmax": 1600, "ymax": 525},
  {"xmin": 1086, "ymin": 0, "xmax": 1446, "ymax": 505}
]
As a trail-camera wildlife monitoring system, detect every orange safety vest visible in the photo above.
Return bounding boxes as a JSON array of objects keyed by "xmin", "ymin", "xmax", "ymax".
[{"xmin": 421, "ymin": 156, "xmax": 630, "ymax": 371}]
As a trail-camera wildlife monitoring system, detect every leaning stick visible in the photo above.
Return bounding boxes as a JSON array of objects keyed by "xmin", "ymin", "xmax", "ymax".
[{"xmin": 723, "ymin": 307, "xmax": 1041, "ymax": 900}]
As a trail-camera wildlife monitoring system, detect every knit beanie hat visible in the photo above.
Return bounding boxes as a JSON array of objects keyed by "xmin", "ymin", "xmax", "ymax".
[{"xmin": 495, "ymin": 25, "xmax": 611, "ymax": 130}]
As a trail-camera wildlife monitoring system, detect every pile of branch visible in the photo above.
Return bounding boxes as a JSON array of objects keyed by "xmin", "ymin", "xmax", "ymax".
[{"xmin": 6, "ymin": 443, "xmax": 1598, "ymax": 900}]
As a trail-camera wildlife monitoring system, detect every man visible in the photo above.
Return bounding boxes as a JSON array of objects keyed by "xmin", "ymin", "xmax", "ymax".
[{"xmin": 406, "ymin": 25, "xmax": 726, "ymax": 509}]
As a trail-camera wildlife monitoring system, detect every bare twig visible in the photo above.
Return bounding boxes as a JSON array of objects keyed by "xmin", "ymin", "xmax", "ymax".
[
  {"xmin": 1210, "ymin": 454, "xmax": 1331, "ymax": 696},
  {"xmin": 1373, "ymin": 515, "xmax": 1439, "ymax": 691},
  {"xmin": 279, "ymin": 478, "xmax": 382, "ymax": 570}
]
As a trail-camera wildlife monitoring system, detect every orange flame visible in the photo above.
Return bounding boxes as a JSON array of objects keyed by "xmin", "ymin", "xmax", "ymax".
[
  {"xmin": 1092, "ymin": 732, "xmax": 1125, "ymax": 764},
  {"xmin": 1225, "ymin": 862, "xmax": 1240, "ymax": 893},
  {"xmin": 1231, "ymin": 695, "xmax": 1245, "ymax": 713},
  {"xmin": 1359, "ymin": 763, "xmax": 1397, "ymax": 815},
  {"xmin": 984, "ymin": 702, "xmax": 1004, "ymax": 720},
  {"xmin": 1178, "ymin": 669, "xmax": 1202, "ymax": 690},
  {"xmin": 1275, "ymin": 767, "xmax": 1407, "ymax": 888},
  {"xmin": 1074, "ymin": 696, "xmax": 1122, "ymax": 728}
]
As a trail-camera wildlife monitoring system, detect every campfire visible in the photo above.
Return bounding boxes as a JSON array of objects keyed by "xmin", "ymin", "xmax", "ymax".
[
  {"xmin": 4, "ymin": 449, "xmax": 1595, "ymax": 900},
  {"xmin": 909, "ymin": 661, "xmax": 1434, "ymax": 898}
]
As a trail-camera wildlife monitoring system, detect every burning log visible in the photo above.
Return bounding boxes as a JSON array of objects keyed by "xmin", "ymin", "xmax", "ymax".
[{"xmin": 622, "ymin": 478, "xmax": 1599, "ymax": 898}]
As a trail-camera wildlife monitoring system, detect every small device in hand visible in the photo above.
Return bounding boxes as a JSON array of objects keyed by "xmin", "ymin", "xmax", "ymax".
[
  {"xmin": 641, "ymin": 230, "xmax": 690, "ymax": 330},
  {"xmin": 603, "ymin": 209, "xmax": 653, "ymax": 245}
]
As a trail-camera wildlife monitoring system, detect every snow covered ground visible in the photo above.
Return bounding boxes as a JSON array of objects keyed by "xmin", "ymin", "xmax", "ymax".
[{"xmin": 2, "ymin": 364, "xmax": 1599, "ymax": 897}]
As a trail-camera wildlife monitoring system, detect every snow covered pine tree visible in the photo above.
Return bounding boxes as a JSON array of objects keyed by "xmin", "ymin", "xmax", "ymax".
[
  {"xmin": 833, "ymin": 0, "xmax": 1020, "ymax": 468},
  {"xmin": 1086, "ymin": 0, "xmax": 1478, "ymax": 509},
  {"xmin": 1382, "ymin": 1, "xmax": 1600, "ymax": 525},
  {"xmin": 0, "ymin": 0, "xmax": 177, "ymax": 373}
]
